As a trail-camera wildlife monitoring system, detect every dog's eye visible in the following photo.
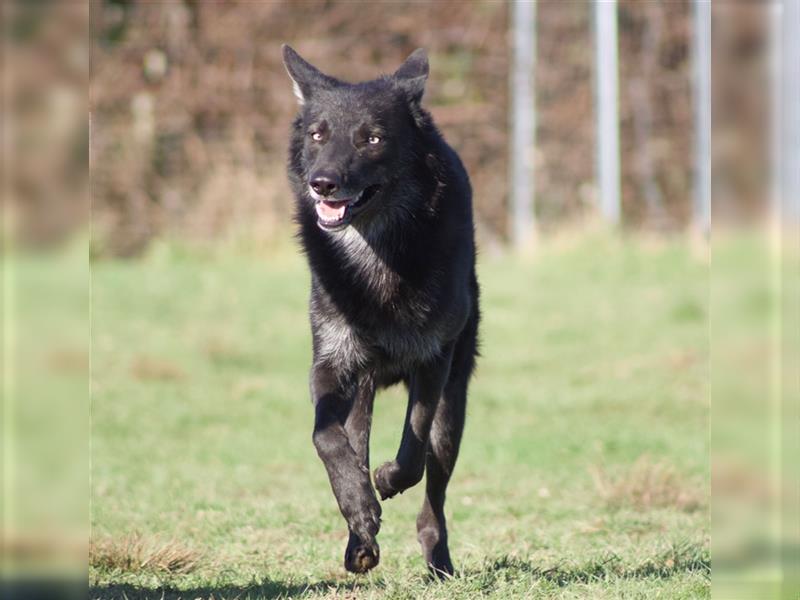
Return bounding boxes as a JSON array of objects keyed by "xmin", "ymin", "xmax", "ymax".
[
  {"xmin": 368, "ymin": 135, "xmax": 381, "ymax": 145},
  {"xmin": 311, "ymin": 132, "xmax": 323, "ymax": 142}
]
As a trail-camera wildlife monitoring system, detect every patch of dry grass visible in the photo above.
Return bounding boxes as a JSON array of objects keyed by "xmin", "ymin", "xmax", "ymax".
[
  {"xmin": 89, "ymin": 534, "xmax": 201, "ymax": 575},
  {"xmin": 130, "ymin": 356, "xmax": 186, "ymax": 382},
  {"xmin": 47, "ymin": 348, "xmax": 90, "ymax": 374},
  {"xmin": 590, "ymin": 455, "xmax": 703, "ymax": 512}
]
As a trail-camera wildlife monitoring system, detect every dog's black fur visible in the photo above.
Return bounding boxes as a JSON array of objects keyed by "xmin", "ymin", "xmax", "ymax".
[{"xmin": 283, "ymin": 45, "xmax": 479, "ymax": 577}]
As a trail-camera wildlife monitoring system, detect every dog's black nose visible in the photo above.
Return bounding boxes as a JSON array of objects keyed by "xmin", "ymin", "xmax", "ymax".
[{"xmin": 310, "ymin": 175, "xmax": 339, "ymax": 197}]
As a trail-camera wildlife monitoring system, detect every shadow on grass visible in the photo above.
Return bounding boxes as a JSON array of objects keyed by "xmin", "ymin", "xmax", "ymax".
[
  {"xmin": 89, "ymin": 579, "xmax": 357, "ymax": 600},
  {"xmin": 90, "ymin": 544, "xmax": 710, "ymax": 598}
]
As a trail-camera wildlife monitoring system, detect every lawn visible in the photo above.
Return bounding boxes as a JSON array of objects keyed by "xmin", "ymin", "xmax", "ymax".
[{"xmin": 89, "ymin": 233, "xmax": 709, "ymax": 599}]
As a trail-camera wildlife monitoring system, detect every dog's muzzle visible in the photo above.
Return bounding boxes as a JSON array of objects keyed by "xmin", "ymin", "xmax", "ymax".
[{"xmin": 310, "ymin": 185, "xmax": 381, "ymax": 230}]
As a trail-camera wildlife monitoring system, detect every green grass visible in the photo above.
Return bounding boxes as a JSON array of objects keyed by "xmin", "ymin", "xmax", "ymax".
[{"xmin": 90, "ymin": 234, "xmax": 709, "ymax": 599}]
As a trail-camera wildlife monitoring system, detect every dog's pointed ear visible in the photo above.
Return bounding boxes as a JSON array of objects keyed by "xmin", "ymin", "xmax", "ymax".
[
  {"xmin": 282, "ymin": 44, "xmax": 334, "ymax": 105},
  {"xmin": 393, "ymin": 48, "xmax": 429, "ymax": 105}
]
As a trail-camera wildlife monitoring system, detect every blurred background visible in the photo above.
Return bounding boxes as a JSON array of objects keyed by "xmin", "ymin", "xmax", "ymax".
[
  {"xmin": 3, "ymin": 1, "xmax": 799, "ymax": 599},
  {"xmin": 84, "ymin": 0, "xmax": 753, "ymax": 255},
  {"xmin": 7, "ymin": 0, "xmax": 778, "ymax": 254}
]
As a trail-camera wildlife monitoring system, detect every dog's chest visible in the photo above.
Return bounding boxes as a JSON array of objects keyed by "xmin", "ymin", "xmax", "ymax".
[
  {"xmin": 313, "ymin": 311, "xmax": 442, "ymax": 377},
  {"xmin": 311, "ymin": 229, "xmax": 442, "ymax": 375},
  {"xmin": 332, "ymin": 227, "xmax": 398, "ymax": 303}
]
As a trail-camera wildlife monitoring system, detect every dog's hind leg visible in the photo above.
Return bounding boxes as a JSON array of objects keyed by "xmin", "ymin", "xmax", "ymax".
[
  {"xmin": 374, "ymin": 343, "xmax": 454, "ymax": 501},
  {"xmin": 416, "ymin": 319, "xmax": 476, "ymax": 577},
  {"xmin": 311, "ymin": 366, "xmax": 381, "ymax": 574},
  {"xmin": 415, "ymin": 376, "xmax": 466, "ymax": 577}
]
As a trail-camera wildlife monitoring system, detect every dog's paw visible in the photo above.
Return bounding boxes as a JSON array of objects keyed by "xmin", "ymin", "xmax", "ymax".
[
  {"xmin": 373, "ymin": 462, "xmax": 395, "ymax": 500},
  {"xmin": 344, "ymin": 535, "xmax": 380, "ymax": 574},
  {"xmin": 373, "ymin": 461, "xmax": 401, "ymax": 500},
  {"xmin": 374, "ymin": 461, "xmax": 423, "ymax": 500},
  {"xmin": 428, "ymin": 557, "xmax": 455, "ymax": 580},
  {"xmin": 418, "ymin": 527, "xmax": 454, "ymax": 579}
]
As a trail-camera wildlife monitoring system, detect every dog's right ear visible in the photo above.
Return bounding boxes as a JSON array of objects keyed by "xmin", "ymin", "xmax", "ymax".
[{"xmin": 282, "ymin": 44, "xmax": 334, "ymax": 105}]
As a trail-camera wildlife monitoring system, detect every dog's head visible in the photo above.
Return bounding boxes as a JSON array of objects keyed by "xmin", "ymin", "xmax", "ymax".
[{"xmin": 282, "ymin": 45, "xmax": 430, "ymax": 232}]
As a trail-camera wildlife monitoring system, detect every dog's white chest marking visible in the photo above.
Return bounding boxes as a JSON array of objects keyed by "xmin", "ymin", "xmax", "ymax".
[
  {"xmin": 313, "ymin": 306, "xmax": 369, "ymax": 372},
  {"xmin": 333, "ymin": 227, "xmax": 397, "ymax": 303}
]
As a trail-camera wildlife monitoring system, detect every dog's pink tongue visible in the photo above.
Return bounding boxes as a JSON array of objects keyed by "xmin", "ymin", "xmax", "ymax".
[{"xmin": 316, "ymin": 201, "xmax": 346, "ymax": 221}]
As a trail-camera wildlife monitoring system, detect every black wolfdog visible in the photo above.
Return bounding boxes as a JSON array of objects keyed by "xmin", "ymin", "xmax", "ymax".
[{"xmin": 282, "ymin": 45, "xmax": 480, "ymax": 577}]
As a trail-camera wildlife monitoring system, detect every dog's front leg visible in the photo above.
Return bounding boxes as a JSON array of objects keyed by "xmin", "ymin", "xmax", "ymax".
[
  {"xmin": 374, "ymin": 343, "xmax": 454, "ymax": 500},
  {"xmin": 311, "ymin": 365, "xmax": 381, "ymax": 573}
]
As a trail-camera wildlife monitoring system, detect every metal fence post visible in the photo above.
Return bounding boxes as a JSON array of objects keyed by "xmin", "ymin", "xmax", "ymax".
[
  {"xmin": 510, "ymin": 0, "xmax": 536, "ymax": 248},
  {"xmin": 594, "ymin": 0, "xmax": 621, "ymax": 225},
  {"xmin": 784, "ymin": 0, "xmax": 800, "ymax": 222},
  {"xmin": 693, "ymin": 0, "xmax": 711, "ymax": 234}
]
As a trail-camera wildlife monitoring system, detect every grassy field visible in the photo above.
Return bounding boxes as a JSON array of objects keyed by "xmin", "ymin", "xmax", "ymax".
[{"xmin": 89, "ymin": 234, "xmax": 709, "ymax": 599}]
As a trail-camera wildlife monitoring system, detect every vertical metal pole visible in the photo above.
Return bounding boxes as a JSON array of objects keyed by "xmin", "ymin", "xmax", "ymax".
[
  {"xmin": 779, "ymin": 5, "xmax": 800, "ymax": 594},
  {"xmin": 510, "ymin": 0, "xmax": 536, "ymax": 248},
  {"xmin": 784, "ymin": 0, "xmax": 800, "ymax": 222},
  {"xmin": 768, "ymin": 1, "xmax": 783, "ymax": 575},
  {"xmin": 693, "ymin": 0, "xmax": 711, "ymax": 234},
  {"xmin": 769, "ymin": 0, "xmax": 782, "ymax": 222},
  {"xmin": 594, "ymin": 0, "xmax": 621, "ymax": 224}
]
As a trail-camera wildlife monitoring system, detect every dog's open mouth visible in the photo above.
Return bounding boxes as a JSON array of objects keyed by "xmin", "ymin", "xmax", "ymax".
[{"xmin": 314, "ymin": 185, "xmax": 381, "ymax": 230}]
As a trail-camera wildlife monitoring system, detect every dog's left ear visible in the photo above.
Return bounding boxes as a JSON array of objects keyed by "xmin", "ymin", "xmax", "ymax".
[{"xmin": 394, "ymin": 48, "xmax": 429, "ymax": 105}]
